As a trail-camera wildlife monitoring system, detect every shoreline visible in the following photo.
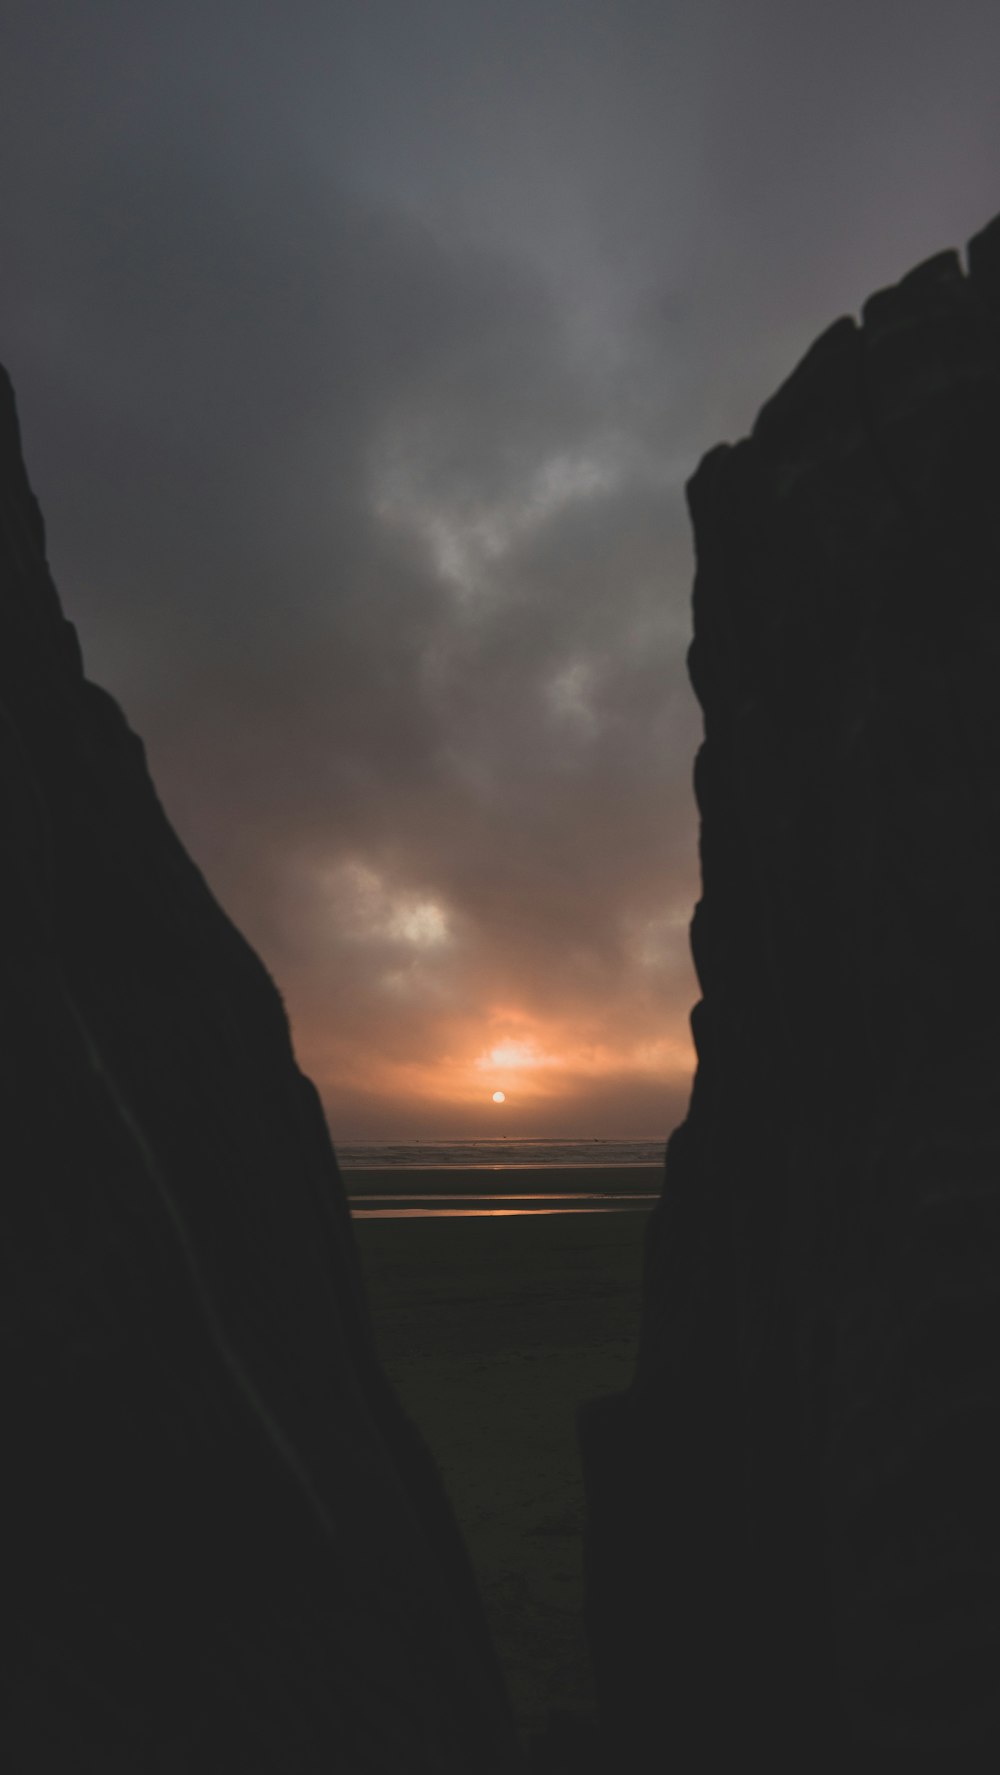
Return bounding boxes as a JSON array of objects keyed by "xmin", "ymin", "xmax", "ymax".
[{"xmin": 342, "ymin": 1163, "xmax": 662, "ymax": 1195}]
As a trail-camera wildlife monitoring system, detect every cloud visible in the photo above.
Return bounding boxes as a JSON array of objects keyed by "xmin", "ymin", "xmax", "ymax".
[
  {"xmin": 0, "ymin": 129, "xmax": 698, "ymax": 1134},
  {"xmin": 5, "ymin": 0, "xmax": 998, "ymax": 1134}
]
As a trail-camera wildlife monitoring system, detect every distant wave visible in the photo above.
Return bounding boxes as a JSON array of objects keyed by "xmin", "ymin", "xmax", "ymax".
[{"xmin": 336, "ymin": 1137, "xmax": 667, "ymax": 1169}]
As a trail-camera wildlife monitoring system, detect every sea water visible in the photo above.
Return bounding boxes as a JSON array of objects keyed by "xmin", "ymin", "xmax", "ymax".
[
  {"xmin": 340, "ymin": 1137, "xmax": 665, "ymax": 1217},
  {"xmin": 338, "ymin": 1137, "xmax": 665, "ymax": 1169}
]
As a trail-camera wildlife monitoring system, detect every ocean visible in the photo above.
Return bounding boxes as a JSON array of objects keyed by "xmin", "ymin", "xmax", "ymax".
[
  {"xmin": 337, "ymin": 1137, "xmax": 665, "ymax": 1168},
  {"xmin": 339, "ymin": 1137, "xmax": 666, "ymax": 1217}
]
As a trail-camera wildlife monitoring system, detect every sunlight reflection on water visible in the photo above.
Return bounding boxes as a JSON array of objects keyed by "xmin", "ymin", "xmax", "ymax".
[
  {"xmin": 354, "ymin": 1192, "xmax": 656, "ymax": 1202},
  {"xmin": 351, "ymin": 1197, "xmax": 656, "ymax": 1219}
]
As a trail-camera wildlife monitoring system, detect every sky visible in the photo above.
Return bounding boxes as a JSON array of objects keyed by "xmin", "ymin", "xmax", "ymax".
[{"xmin": 2, "ymin": 2, "xmax": 998, "ymax": 1139}]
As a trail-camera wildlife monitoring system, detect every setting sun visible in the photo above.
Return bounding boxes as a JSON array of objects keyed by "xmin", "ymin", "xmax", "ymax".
[{"xmin": 492, "ymin": 1090, "xmax": 506, "ymax": 1103}]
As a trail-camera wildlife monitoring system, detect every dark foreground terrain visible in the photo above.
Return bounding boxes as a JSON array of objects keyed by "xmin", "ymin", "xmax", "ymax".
[{"xmin": 354, "ymin": 1209, "xmax": 647, "ymax": 1752}]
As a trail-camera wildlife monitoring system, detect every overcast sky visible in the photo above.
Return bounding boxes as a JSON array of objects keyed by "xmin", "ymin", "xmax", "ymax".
[{"xmin": 2, "ymin": 2, "xmax": 998, "ymax": 1138}]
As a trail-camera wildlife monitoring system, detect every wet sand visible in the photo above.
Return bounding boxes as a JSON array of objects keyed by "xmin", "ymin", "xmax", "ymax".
[
  {"xmin": 352, "ymin": 1201, "xmax": 652, "ymax": 1747},
  {"xmin": 344, "ymin": 1163, "xmax": 660, "ymax": 1195}
]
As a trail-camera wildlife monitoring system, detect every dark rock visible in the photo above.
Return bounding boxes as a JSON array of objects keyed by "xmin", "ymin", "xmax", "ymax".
[
  {"xmin": 0, "ymin": 363, "xmax": 523, "ymax": 1771},
  {"xmin": 582, "ymin": 217, "xmax": 1000, "ymax": 1768}
]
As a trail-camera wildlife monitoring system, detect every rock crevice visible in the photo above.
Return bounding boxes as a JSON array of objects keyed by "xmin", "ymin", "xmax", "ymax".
[
  {"xmin": 0, "ymin": 364, "xmax": 523, "ymax": 1773},
  {"xmin": 583, "ymin": 214, "xmax": 1000, "ymax": 1769}
]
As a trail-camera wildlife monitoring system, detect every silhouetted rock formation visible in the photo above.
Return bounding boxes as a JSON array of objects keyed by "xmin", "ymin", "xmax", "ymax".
[
  {"xmin": 0, "ymin": 366, "xmax": 523, "ymax": 1771},
  {"xmin": 582, "ymin": 215, "xmax": 1000, "ymax": 1771}
]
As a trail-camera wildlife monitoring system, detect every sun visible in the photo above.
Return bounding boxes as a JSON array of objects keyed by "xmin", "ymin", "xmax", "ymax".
[{"xmin": 492, "ymin": 1090, "xmax": 506, "ymax": 1103}]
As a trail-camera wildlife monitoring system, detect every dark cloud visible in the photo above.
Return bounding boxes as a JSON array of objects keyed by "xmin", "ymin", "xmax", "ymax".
[{"xmin": 3, "ymin": 0, "xmax": 998, "ymax": 1133}]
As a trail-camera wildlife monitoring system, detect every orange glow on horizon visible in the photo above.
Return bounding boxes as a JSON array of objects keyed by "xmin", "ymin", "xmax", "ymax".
[{"xmin": 303, "ymin": 1002, "xmax": 696, "ymax": 1122}]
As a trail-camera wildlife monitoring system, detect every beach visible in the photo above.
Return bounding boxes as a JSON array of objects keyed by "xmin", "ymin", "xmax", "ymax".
[
  {"xmin": 352, "ymin": 1183, "xmax": 654, "ymax": 1746},
  {"xmin": 344, "ymin": 1158, "xmax": 661, "ymax": 1217}
]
